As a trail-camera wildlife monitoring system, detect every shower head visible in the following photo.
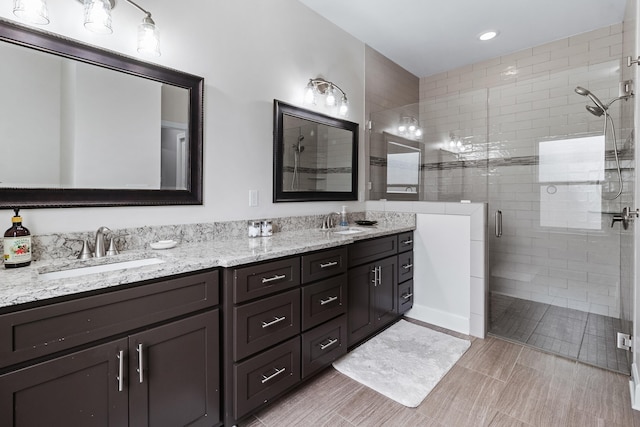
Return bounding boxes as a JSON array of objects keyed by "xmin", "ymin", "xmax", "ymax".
[
  {"xmin": 574, "ymin": 86, "xmax": 607, "ymax": 111},
  {"xmin": 293, "ymin": 134, "xmax": 305, "ymax": 153},
  {"xmin": 585, "ymin": 105, "xmax": 604, "ymax": 117}
]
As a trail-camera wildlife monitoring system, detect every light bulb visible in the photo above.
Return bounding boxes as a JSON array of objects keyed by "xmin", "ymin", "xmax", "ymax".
[
  {"xmin": 13, "ymin": 0, "xmax": 49, "ymax": 25},
  {"xmin": 415, "ymin": 129, "xmax": 422, "ymax": 137},
  {"xmin": 398, "ymin": 125, "xmax": 406, "ymax": 133},
  {"xmin": 84, "ymin": 0, "xmax": 113, "ymax": 34},
  {"xmin": 409, "ymin": 125, "xmax": 416, "ymax": 132}
]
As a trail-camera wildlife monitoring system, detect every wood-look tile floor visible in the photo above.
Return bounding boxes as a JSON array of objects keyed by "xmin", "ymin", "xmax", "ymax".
[{"xmin": 239, "ymin": 322, "xmax": 640, "ymax": 427}]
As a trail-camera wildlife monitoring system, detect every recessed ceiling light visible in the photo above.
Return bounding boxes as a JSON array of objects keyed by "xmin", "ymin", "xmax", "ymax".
[{"xmin": 478, "ymin": 31, "xmax": 498, "ymax": 41}]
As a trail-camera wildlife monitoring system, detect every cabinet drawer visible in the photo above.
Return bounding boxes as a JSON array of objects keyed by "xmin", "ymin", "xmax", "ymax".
[
  {"xmin": 301, "ymin": 315, "xmax": 347, "ymax": 378},
  {"xmin": 232, "ymin": 257, "xmax": 300, "ymax": 304},
  {"xmin": 233, "ymin": 289, "xmax": 300, "ymax": 360},
  {"xmin": 397, "ymin": 251, "xmax": 414, "ymax": 283},
  {"xmin": 398, "ymin": 232, "xmax": 414, "ymax": 253},
  {"xmin": 301, "ymin": 275, "xmax": 346, "ymax": 331},
  {"xmin": 233, "ymin": 337, "xmax": 300, "ymax": 420},
  {"xmin": 0, "ymin": 270, "xmax": 219, "ymax": 369},
  {"xmin": 398, "ymin": 280, "xmax": 414, "ymax": 314},
  {"xmin": 348, "ymin": 235, "xmax": 397, "ymax": 267},
  {"xmin": 301, "ymin": 247, "xmax": 347, "ymax": 284}
]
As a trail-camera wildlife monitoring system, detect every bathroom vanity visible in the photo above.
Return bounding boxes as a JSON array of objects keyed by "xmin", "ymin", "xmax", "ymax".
[{"xmin": 0, "ymin": 223, "xmax": 413, "ymax": 427}]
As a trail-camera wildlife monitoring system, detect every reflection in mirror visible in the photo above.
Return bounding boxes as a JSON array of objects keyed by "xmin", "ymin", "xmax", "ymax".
[
  {"xmin": 274, "ymin": 100, "xmax": 358, "ymax": 202},
  {"xmin": 0, "ymin": 18, "xmax": 203, "ymax": 207},
  {"xmin": 384, "ymin": 133, "xmax": 421, "ymax": 200}
]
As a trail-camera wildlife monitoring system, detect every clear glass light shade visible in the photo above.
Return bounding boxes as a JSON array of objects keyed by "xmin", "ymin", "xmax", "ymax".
[
  {"xmin": 138, "ymin": 19, "xmax": 161, "ymax": 57},
  {"xmin": 325, "ymin": 86, "xmax": 336, "ymax": 107},
  {"xmin": 13, "ymin": 0, "xmax": 49, "ymax": 25},
  {"xmin": 84, "ymin": 0, "xmax": 113, "ymax": 34},
  {"xmin": 304, "ymin": 84, "xmax": 316, "ymax": 105},
  {"xmin": 339, "ymin": 96, "xmax": 349, "ymax": 117}
]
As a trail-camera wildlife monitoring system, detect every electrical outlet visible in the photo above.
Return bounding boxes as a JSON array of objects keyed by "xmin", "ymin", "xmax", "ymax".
[{"xmin": 249, "ymin": 190, "xmax": 258, "ymax": 207}]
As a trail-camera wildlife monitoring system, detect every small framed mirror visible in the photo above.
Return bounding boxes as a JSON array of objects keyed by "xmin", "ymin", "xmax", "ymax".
[{"xmin": 273, "ymin": 100, "xmax": 358, "ymax": 202}]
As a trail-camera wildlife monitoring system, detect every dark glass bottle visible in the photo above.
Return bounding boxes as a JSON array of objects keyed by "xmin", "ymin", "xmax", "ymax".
[{"xmin": 3, "ymin": 208, "xmax": 31, "ymax": 268}]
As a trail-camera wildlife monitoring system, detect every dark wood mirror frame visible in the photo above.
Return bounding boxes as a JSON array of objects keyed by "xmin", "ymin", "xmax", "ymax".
[
  {"xmin": 273, "ymin": 100, "xmax": 358, "ymax": 202},
  {"xmin": 0, "ymin": 19, "xmax": 203, "ymax": 208}
]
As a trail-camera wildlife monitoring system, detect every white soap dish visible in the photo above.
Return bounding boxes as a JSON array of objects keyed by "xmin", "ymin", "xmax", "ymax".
[{"xmin": 150, "ymin": 240, "xmax": 178, "ymax": 250}]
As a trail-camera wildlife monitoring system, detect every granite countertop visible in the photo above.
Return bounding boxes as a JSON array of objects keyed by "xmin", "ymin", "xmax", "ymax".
[{"xmin": 0, "ymin": 224, "xmax": 414, "ymax": 311}]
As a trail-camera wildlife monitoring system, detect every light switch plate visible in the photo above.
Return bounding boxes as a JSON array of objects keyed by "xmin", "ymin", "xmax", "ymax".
[{"xmin": 249, "ymin": 190, "xmax": 258, "ymax": 207}]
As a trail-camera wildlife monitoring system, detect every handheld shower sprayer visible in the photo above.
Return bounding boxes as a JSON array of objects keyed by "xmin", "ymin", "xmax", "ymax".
[{"xmin": 574, "ymin": 86, "xmax": 607, "ymax": 116}]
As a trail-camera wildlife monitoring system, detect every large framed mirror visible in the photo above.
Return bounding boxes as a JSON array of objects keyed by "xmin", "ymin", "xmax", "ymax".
[
  {"xmin": 0, "ymin": 19, "xmax": 203, "ymax": 208},
  {"xmin": 273, "ymin": 100, "xmax": 358, "ymax": 202}
]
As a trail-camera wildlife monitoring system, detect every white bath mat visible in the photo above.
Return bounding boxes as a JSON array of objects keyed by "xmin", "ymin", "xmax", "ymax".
[{"xmin": 332, "ymin": 319, "xmax": 470, "ymax": 407}]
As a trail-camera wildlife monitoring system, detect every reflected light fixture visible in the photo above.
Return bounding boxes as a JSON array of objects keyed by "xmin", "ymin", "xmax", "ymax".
[
  {"xmin": 303, "ymin": 77, "xmax": 349, "ymax": 117},
  {"xmin": 397, "ymin": 116, "xmax": 422, "ymax": 139},
  {"xmin": 13, "ymin": 0, "xmax": 160, "ymax": 57}
]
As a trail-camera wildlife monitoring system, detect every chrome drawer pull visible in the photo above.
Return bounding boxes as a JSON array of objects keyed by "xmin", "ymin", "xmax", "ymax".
[
  {"xmin": 320, "ymin": 296, "xmax": 338, "ymax": 305},
  {"xmin": 402, "ymin": 239, "xmax": 413, "ymax": 245},
  {"xmin": 261, "ymin": 367, "xmax": 286, "ymax": 384},
  {"xmin": 402, "ymin": 263, "xmax": 413, "ymax": 270},
  {"xmin": 320, "ymin": 261, "xmax": 338, "ymax": 269},
  {"xmin": 402, "ymin": 292, "xmax": 413, "ymax": 300},
  {"xmin": 136, "ymin": 343, "xmax": 144, "ymax": 384},
  {"xmin": 262, "ymin": 274, "xmax": 286, "ymax": 284},
  {"xmin": 262, "ymin": 316, "xmax": 286, "ymax": 328},
  {"xmin": 319, "ymin": 338, "xmax": 338, "ymax": 350},
  {"xmin": 117, "ymin": 350, "xmax": 124, "ymax": 392}
]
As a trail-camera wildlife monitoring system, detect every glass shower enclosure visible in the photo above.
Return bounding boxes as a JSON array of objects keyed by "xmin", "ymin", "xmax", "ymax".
[{"xmin": 369, "ymin": 58, "xmax": 635, "ymax": 374}]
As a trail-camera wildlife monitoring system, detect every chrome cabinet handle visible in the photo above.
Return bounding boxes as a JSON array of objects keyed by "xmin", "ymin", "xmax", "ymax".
[
  {"xmin": 319, "ymin": 338, "xmax": 338, "ymax": 350},
  {"xmin": 376, "ymin": 266, "xmax": 382, "ymax": 286},
  {"xmin": 261, "ymin": 367, "xmax": 286, "ymax": 384},
  {"xmin": 402, "ymin": 263, "xmax": 413, "ymax": 270},
  {"xmin": 262, "ymin": 316, "xmax": 286, "ymax": 328},
  {"xmin": 402, "ymin": 292, "xmax": 413, "ymax": 300},
  {"xmin": 371, "ymin": 267, "xmax": 378, "ymax": 285},
  {"xmin": 319, "ymin": 261, "xmax": 338, "ymax": 269},
  {"xmin": 136, "ymin": 343, "xmax": 144, "ymax": 384},
  {"xmin": 262, "ymin": 274, "xmax": 286, "ymax": 284},
  {"xmin": 320, "ymin": 295, "xmax": 338, "ymax": 305},
  {"xmin": 117, "ymin": 350, "xmax": 124, "ymax": 392},
  {"xmin": 401, "ymin": 239, "xmax": 413, "ymax": 245},
  {"xmin": 495, "ymin": 210, "xmax": 502, "ymax": 238}
]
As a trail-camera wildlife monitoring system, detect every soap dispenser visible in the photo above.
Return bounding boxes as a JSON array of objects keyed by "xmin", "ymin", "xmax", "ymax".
[
  {"xmin": 3, "ymin": 208, "xmax": 32, "ymax": 268},
  {"xmin": 338, "ymin": 206, "xmax": 349, "ymax": 231}
]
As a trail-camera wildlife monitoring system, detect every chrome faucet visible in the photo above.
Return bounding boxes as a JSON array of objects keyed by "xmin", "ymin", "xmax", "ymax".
[
  {"xmin": 94, "ymin": 226, "xmax": 111, "ymax": 258},
  {"xmin": 321, "ymin": 212, "xmax": 339, "ymax": 230}
]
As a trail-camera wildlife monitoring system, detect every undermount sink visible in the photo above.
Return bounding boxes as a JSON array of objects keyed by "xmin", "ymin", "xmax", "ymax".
[
  {"xmin": 39, "ymin": 258, "xmax": 165, "ymax": 281},
  {"xmin": 332, "ymin": 227, "xmax": 366, "ymax": 235}
]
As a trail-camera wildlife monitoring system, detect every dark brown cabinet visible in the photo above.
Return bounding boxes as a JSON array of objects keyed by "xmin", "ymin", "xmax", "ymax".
[
  {"xmin": 347, "ymin": 255, "xmax": 397, "ymax": 346},
  {"xmin": 0, "ymin": 271, "xmax": 221, "ymax": 427},
  {"xmin": 223, "ymin": 247, "xmax": 348, "ymax": 426}
]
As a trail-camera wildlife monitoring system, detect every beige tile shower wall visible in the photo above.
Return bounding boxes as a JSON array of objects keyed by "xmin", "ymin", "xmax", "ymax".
[
  {"xmin": 365, "ymin": 46, "xmax": 419, "ymax": 200},
  {"xmin": 420, "ymin": 24, "xmax": 627, "ymax": 317}
]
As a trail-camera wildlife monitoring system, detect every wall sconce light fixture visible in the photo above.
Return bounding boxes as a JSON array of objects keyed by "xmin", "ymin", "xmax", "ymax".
[
  {"xmin": 397, "ymin": 116, "xmax": 422, "ymax": 139},
  {"xmin": 303, "ymin": 77, "xmax": 349, "ymax": 117},
  {"xmin": 12, "ymin": 0, "xmax": 160, "ymax": 57},
  {"xmin": 442, "ymin": 132, "xmax": 473, "ymax": 154}
]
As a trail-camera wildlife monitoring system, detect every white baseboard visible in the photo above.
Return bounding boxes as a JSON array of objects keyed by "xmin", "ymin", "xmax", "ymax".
[
  {"xmin": 630, "ymin": 363, "xmax": 640, "ymax": 411},
  {"xmin": 405, "ymin": 303, "xmax": 469, "ymax": 335}
]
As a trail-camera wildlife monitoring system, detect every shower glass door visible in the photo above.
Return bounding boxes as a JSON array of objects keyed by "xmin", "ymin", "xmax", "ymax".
[{"xmin": 487, "ymin": 61, "xmax": 633, "ymax": 374}]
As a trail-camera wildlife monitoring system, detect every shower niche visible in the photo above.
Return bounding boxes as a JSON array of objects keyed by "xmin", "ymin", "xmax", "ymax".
[{"xmin": 273, "ymin": 100, "xmax": 358, "ymax": 202}]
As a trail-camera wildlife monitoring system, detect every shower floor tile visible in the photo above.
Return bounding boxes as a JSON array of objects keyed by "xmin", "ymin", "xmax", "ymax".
[{"xmin": 489, "ymin": 294, "xmax": 630, "ymax": 375}]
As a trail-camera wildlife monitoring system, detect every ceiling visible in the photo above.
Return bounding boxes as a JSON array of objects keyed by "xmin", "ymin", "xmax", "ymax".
[{"xmin": 298, "ymin": 0, "xmax": 629, "ymax": 77}]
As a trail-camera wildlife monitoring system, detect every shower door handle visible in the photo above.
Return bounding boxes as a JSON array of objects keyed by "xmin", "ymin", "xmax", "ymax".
[{"xmin": 494, "ymin": 211, "xmax": 502, "ymax": 238}]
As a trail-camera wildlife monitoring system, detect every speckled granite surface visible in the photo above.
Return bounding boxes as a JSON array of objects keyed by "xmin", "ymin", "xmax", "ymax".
[{"xmin": 0, "ymin": 212, "xmax": 414, "ymax": 310}]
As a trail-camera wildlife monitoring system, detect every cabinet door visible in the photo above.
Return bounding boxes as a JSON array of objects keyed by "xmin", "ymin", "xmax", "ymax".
[
  {"xmin": 375, "ymin": 256, "xmax": 398, "ymax": 327},
  {"xmin": 347, "ymin": 263, "xmax": 375, "ymax": 346},
  {"xmin": 0, "ymin": 338, "xmax": 128, "ymax": 427},
  {"xmin": 128, "ymin": 310, "xmax": 220, "ymax": 427}
]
